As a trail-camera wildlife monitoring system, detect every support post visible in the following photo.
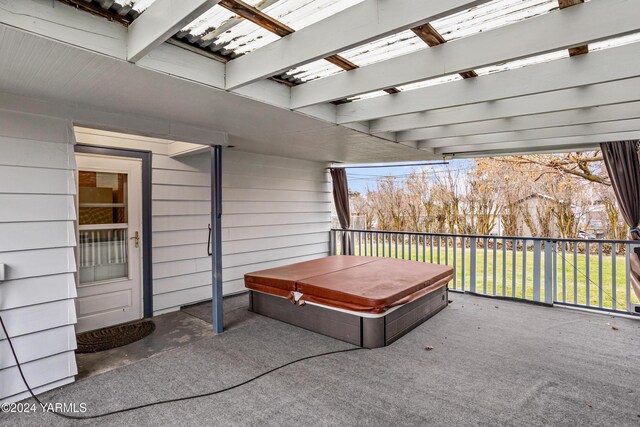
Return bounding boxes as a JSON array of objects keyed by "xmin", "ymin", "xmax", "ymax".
[
  {"xmin": 211, "ymin": 145, "xmax": 223, "ymax": 333},
  {"xmin": 469, "ymin": 237, "xmax": 477, "ymax": 293},
  {"xmin": 544, "ymin": 240, "xmax": 554, "ymax": 305}
]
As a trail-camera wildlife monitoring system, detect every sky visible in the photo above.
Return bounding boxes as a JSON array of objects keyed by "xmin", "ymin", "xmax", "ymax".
[{"xmin": 345, "ymin": 159, "xmax": 474, "ymax": 194}]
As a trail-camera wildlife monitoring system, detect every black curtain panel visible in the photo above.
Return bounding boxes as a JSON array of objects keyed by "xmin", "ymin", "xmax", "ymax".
[
  {"xmin": 330, "ymin": 168, "xmax": 353, "ymax": 255},
  {"xmin": 601, "ymin": 140, "xmax": 640, "ymax": 302}
]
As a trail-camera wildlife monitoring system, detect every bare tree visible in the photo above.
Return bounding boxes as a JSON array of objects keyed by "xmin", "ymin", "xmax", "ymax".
[
  {"xmin": 493, "ymin": 152, "xmax": 610, "ymax": 186},
  {"xmin": 405, "ymin": 171, "xmax": 428, "ymax": 232}
]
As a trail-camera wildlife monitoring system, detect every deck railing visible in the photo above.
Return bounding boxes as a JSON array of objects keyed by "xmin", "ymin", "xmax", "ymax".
[{"xmin": 330, "ymin": 228, "xmax": 640, "ymax": 316}]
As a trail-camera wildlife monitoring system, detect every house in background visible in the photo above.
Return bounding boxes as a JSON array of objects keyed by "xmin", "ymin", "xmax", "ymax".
[{"xmin": 1, "ymin": 0, "xmax": 640, "ymax": 405}]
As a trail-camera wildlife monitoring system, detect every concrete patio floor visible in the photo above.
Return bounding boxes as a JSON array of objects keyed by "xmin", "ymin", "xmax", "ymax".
[{"xmin": 2, "ymin": 292, "xmax": 639, "ymax": 426}]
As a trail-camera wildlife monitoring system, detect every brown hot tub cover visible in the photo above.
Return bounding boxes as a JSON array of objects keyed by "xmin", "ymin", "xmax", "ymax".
[{"xmin": 245, "ymin": 256, "xmax": 453, "ymax": 313}]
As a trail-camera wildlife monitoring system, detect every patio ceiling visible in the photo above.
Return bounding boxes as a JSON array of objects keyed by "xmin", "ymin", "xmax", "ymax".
[{"xmin": 3, "ymin": 0, "xmax": 640, "ymax": 160}]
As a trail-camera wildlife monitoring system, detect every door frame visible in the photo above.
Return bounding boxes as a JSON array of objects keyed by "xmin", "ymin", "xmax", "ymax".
[{"xmin": 75, "ymin": 144, "xmax": 153, "ymax": 318}]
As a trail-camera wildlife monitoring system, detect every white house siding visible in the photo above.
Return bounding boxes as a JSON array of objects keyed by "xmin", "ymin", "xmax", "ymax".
[
  {"xmin": 0, "ymin": 110, "xmax": 78, "ymax": 403},
  {"xmin": 73, "ymin": 129, "xmax": 332, "ymax": 315},
  {"xmin": 0, "ymin": 121, "xmax": 331, "ymax": 403},
  {"xmin": 219, "ymin": 150, "xmax": 332, "ymax": 301}
]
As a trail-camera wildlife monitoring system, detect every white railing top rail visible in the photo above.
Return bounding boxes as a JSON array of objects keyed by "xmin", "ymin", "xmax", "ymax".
[{"xmin": 332, "ymin": 228, "xmax": 637, "ymax": 245}]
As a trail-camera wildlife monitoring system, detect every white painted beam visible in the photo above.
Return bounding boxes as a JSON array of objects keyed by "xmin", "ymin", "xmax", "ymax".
[
  {"xmin": 128, "ymin": 0, "xmax": 220, "ymax": 62},
  {"xmin": 0, "ymin": 0, "xmax": 127, "ymax": 58},
  {"xmin": 431, "ymin": 131, "xmax": 640, "ymax": 157},
  {"xmin": 0, "ymin": 0, "xmax": 341, "ymax": 126},
  {"xmin": 136, "ymin": 42, "xmax": 226, "ymax": 88},
  {"xmin": 370, "ymin": 77, "xmax": 640, "ymax": 133},
  {"xmin": 291, "ymin": 0, "xmax": 640, "ymax": 108},
  {"xmin": 0, "ymin": 91, "xmax": 228, "ymax": 147},
  {"xmin": 338, "ymin": 42, "xmax": 640, "ymax": 124},
  {"xmin": 397, "ymin": 102, "xmax": 640, "ymax": 141},
  {"xmin": 225, "ymin": 0, "xmax": 488, "ymax": 90},
  {"xmin": 420, "ymin": 119, "xmax": 640, "ymax": 149}
]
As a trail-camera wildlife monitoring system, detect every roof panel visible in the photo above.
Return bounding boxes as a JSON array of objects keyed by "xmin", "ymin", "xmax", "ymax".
[
  {"xmin": 127, "ymin": 0, "xmax": 157, "ymax": 12},
  {"xmin": 590, "ymin": 32, "xmax": 640, "ymax": 52},
  {"xmin": 431, "ymin": 0, "xmax": 557, "ymax": 41},
  {"xmin": 279, "ymin": 0, "xmax": 558, "ymax": 84},
  {"xmin": 177, "ymin": 0, "xmax": 363, "ymax": 58}
]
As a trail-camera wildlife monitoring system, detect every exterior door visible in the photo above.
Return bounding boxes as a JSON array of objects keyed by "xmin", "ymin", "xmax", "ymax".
[{"xmin": 75, "ymin": 154, "xmax": 143, "ymax": 333}]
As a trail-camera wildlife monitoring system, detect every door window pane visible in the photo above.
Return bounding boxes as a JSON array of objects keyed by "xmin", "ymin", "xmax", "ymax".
[
  {"xmin": 78, "ymin": 170, "xmax": 129, "ymax": 284},
  {"xmin": 78, "ymin": 229, "xmax": 129, "ymax": 284},
  {"xmin": 78, "ymin": 171, "xmax": 128, "ymax": 225}
]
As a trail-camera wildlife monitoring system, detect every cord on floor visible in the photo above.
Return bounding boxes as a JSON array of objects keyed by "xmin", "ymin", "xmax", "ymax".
[{"xmin": 0, "ymin": 314, "xmax": 364, "ymax": 420}]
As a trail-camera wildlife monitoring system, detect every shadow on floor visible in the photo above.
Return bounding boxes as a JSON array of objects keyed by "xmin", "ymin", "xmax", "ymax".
[{"xmin": 76, "ymin": 293, "xmax": 250, "ymax": 379}]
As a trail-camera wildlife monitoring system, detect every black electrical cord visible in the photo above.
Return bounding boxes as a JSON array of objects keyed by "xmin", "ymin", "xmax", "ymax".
[{"xmin": 0, "ymin": 314, "xmax": 363, "ymax": 420}]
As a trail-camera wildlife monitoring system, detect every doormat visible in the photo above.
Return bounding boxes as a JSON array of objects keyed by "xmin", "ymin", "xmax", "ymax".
[{"xmin": 76, "ymin": 320, "xmax": 155, "ymax": 353}]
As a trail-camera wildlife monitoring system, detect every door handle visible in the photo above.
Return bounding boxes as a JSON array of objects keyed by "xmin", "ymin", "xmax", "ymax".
[{"xmin": 130, "ymin": 231, "xmax": 140, "ymax": 248}]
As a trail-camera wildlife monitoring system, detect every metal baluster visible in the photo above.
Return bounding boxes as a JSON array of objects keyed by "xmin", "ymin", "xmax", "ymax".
[
  {"xmin": 395, "ymin": 233, "xmax": 398, "ymax": 259},
  {"xmin": 533, "ymin": 240, "xmax": 541, "ymax": 302},
  {"xmin": 462, "ymin": 236, "xmax": 466, "ymax": 291},
  {"xmin": 422, "ymin": 235, "xmax": 426, "ymax": 262},
  {"xmin": 573, "ymin": 243, "xmax": 578, "ymax": 304},
  {"xmin": 502, "ymin": 238, "xmax": 507, "ymax": 297},
  {"xmin": 544, "ymin": 240, "xmax": 553, "ymax": 305},
  {"xmin": 415, "ymin": 235, "xmax": 419, "ymax": 262},
  {"xmin": 598, "ymin": 242, "xmax": 603, "ymax": 308},
  {"xmin": 611, "ymin": 242, "xmax": 616, "ymax": 310},
  {"xmin": 483, "ymin": 237, "xmax": 488, "ymax": 294},
  {"xmin": 330, "ymin": 230, "xmax": 335, "ymax": 255},
  {"xmin": 470, "ymin": 237, "xmax": 477, "ymax": 293},
  {"xmin": 364, "ymin": 234, "xmax": 373, "ymax": 256},
  {"xmin": 375, "ymin": 232, "xmax": 378, "ymax": 257},
  {"xmin": 430, "ymin": 235, "xmax": 434, "ymax": 262},
  {"xmin": 562, "ymin": 242, "xmax": 566, "ymax": 303},
  {"xmin": 585, "ymin": 241, "xmax": 590, "ymax": 306},
  {"xmin": 453, "ymin": 236, "xmax": 458, "ymax": 290},
  {"xmin": 401, "ymin": 233, "xmax": 406, "ymax": 259},
  {"xmin": 553, "ymin": 241, "xmax": 557, "ymax": 303},
  {"xmin": 437, "ymin": 237, "xmax": 441, "ymax": 264},
  {"xmin": 408, "ymin": 234, "xmax": 412, "ymax": 260},
  {"xmin": 522, "ymin": 239, "xmax": 527, "ymax": 299},
  {"xmin": 388, "ymin": 233, "xmax": 392, "ymax": 257},
  {"xmin": 512, "ymin": 239, "xmax": 517, "ymax": 297},
  {"xmin": 492, "ymin": 238, "xmax": 497, "ymax": 296},
  {"xmin": 445, "ymin": 236, "xmax": 449, "ymax": 266},
  {"xmin": 626, "ymin": 243, "xmax": 631, "ymax": 313}
]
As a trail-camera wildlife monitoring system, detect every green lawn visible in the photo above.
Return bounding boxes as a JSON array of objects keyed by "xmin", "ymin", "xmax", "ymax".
[{"xmin": 349, "ymin": 240, "xmax": 637, "ymax": 311}]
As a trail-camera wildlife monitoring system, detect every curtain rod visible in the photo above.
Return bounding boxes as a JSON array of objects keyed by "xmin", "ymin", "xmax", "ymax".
[{"xmin": 328, "ymin": 161, "xmax": 449, "ymax": 169}]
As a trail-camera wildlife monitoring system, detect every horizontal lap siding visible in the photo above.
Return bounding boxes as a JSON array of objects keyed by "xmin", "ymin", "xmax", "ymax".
[
  {"xmin": 0, "ymin": 111, "xmax": 78, "ymax": 403},
  {"xmin": 73, "ymin": 130, "xmax": 331, "ymax": 316},
  {"xmin": 151, "ymin": 150, "xmax": 331, "ymax": 311},
  {"xmin": 218, "ymin": 151, "xmax": 331, "ymax": 298}
]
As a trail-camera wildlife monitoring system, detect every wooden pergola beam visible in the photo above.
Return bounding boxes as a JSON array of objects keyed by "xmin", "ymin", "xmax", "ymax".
[
  {"xmin": 219, "ymin": 0, "xmax": 293, "ymax": 37},
  {"xmin": 412, "ymin": 23, "xmax": 477, "ymax": 78},
  {"xmin": 558, "ymin": 0, "xmax": 588, "ymax": 57}
]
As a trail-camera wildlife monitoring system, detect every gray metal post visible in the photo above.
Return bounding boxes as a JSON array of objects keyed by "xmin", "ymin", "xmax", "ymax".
[
  {"xmin": 533, "ymin": 240, "xmax": 541, "ymax": 301},
  {"xmin": 544, "ymin": 240, "xmax": 553, "ymax": 305},
  {"xmin": 211, "ymin": 145, "xmax": 223, "ymax": 333},
  {"xmin": 469, "ymin": 237, "xmax": 477, "ymax": 293}
]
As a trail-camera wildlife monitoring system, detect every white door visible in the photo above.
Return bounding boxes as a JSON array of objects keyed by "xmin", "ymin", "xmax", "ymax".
[{"xmin": 75, "ymin": 154, "xmax": 143, "ymax": 333}]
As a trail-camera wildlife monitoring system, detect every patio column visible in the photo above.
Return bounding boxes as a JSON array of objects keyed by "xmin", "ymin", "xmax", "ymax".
[
  {"xmin": 211, "ymin": 145, "xmax": 223, "ymax": 333},
  {"xmin": 601, "ymin": 140, "xmax": 640, "ymax": 302}
]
